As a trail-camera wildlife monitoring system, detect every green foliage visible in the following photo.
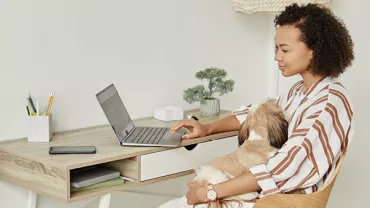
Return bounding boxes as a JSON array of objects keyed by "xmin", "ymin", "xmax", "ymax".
[{"xmin": 183, "ymin": 67, "xmax": 235, "ymax": 104}]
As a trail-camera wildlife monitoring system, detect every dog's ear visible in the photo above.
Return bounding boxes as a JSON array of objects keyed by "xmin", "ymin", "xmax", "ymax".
[
  {"xmin": 238, "ymin": 119, "xmax": 250, "ymax": 145},
  {"xmin": 267, "ymin": 110, "xmax": 289, "ymax": 149}
]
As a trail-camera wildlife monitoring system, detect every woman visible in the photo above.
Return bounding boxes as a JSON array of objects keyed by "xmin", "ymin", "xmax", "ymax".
[{"xmin": 160, "ymin": 3, "xmax": 355, "ymax": 208}]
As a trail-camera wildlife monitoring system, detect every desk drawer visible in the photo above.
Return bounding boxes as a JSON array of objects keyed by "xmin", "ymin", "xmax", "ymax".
[{"xmin": 140, "ymin": 136, "xmax": 238, "ymax": 181}]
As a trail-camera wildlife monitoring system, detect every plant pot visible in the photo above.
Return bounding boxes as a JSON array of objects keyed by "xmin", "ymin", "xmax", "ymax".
[{"xmin": 200, "ymin": 98, "xmax": 220, "ymax": 116}]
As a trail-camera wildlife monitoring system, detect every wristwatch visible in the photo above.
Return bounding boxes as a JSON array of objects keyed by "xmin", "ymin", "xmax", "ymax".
[{"xmin": 206, "ymin": 184, "xmax": 217, "ymax": 201}]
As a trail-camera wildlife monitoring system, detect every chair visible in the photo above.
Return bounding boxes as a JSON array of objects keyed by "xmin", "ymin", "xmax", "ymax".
[{"xmin": 254, "ymin": 153, "xmax": 346, "ymax": 208}]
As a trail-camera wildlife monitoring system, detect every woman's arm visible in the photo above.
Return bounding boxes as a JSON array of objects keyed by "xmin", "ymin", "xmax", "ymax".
[
  {"xmin": 214, "ymin": 171, "xmax": 261, "ymax": 198},
  {"xmin": 187, "ymin": 171, "xmax": 261, "ymax": 204},
  {"xmin": 170, "ymin": 115, "xmax": 241, "ymax": 139},
  {"xmin": 205, "ymin": 115, "xmax": 241, "ymax": 135}
]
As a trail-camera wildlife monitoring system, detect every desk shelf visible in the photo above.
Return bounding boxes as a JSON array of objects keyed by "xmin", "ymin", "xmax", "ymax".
[{"xmin": 69, "ymin": 170, "xmax": 194, "ymax": 202}]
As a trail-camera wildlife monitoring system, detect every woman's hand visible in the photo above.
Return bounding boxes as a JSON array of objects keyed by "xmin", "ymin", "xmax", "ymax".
[
  {"xmin": 186, "ymin": 182, "xmax": 208, "ymax": 205},
  {"xmin": 169, "ymin": 119, "xmax": 209, "ymax": 139}
]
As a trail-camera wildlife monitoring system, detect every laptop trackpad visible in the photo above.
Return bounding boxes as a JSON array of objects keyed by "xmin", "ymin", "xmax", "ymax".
[
  {"xmin": 174, "ymin": 128, "xmax": 186, "ymax": 137},
  {"xmin": 163, "ymin": 129, "xmax": 185, "ymax": 139},
  {"xmin": 158, "ymin": 128, "xmax": 186, "ymax": 146}
]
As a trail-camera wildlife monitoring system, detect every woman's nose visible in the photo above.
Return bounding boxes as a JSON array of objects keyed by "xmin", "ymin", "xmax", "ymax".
[{"xmin": 275, "ymin": 53, "xmax": 282, "ymax": 62}]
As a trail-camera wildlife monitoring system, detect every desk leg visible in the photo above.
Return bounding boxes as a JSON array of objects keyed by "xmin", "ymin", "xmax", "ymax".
[
  {"xmin": 99, "ymin": 193, "xmax": 111, "ymax": 208},
  {"xmin": 27, "ymin": 191, "xmax": 37, "ymax": 208}
]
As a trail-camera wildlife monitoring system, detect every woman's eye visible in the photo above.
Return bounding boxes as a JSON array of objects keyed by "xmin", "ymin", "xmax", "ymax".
[{"xmin": 282, "ymin": 50, "xmax": 288, "ymax": 53}]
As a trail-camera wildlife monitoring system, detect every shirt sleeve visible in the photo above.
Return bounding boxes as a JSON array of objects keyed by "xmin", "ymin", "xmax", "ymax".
[
  {"xmin": 231, "ymin": 105, "xmax": 250, "ymax": 124},
  {"xmin": 249, "ymin": 88, "xmax": 353, "ymax": 194}
]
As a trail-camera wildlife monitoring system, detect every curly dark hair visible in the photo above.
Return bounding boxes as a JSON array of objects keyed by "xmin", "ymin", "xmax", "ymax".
[{"xmin": 274, "ymin": 3, "xmax": 354, "ymax": 78}]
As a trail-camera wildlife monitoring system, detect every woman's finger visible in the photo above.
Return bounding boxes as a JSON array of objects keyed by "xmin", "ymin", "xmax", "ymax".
[
  {"xmin": 169, "ymin": 121, "xmax": 184, "ymax": 134},
  {"xmin": 170, "ymin": 120, "xmax": 196, "ymax": 134},
  {"xmin": 182, "ymin": 131, "xmax": 198, "ymax": 139}
]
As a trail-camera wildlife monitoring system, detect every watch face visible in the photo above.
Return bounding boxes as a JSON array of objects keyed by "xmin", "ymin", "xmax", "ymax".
[{"xmin": 207, "ymin": 190, "xmax": 217, "ymax": 200}]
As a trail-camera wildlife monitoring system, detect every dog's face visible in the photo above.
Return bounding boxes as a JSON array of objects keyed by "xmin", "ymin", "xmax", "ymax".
[{"xmin": 238, "ymin": 99, "xmax": 288, "ymax": 149}]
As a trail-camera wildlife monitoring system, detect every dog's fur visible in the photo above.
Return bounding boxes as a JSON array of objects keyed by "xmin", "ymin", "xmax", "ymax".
[{"xmin": 190, "ymin": 99, "xmax": 289, "ymax": 208}]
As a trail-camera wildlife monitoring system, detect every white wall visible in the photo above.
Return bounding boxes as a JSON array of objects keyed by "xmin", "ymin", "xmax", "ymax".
[
  {"xmin": 327, "ymin": 0, "xmax": 370, "ymax": 207},
  {"xmin": 0, "ymin": 0, "xmax": 273, "ymax": 141},
  {"xmin": 0, "ymin": 0, "xmax": 273, "ymax": 207},
  {"xmin": 277, "ymin": 0, "xmax": 370, "ymax": 207}
]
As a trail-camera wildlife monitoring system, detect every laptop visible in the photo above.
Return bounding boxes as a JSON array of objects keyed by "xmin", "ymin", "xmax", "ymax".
[{"xmin": 96, "ymin": 84, "xmax": 186, "ymax": 147}]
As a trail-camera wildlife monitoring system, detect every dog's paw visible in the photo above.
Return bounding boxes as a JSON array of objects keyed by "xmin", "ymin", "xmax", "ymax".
[
  {"xmin": 195, "ymin": 165, "xmax": 229, "ymax": 185},
  {"xmin": 238, "ymin": 191, "xmax": 258, "ymax": 200}
]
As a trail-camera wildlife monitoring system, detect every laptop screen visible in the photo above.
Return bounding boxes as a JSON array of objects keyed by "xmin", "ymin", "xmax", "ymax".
[{"xmin": 96, "ymin": 84, "xmax": 135, "ymax": 142}]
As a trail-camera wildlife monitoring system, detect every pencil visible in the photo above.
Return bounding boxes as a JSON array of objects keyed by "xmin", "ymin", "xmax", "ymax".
[{"xmin": 46, "ymin": 92, "xmax": 55, "ymax": 115}]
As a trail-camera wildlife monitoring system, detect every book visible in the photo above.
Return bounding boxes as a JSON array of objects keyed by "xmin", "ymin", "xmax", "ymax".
[
  {"xmin": 71, "ymin": 178, "xmax": 124, "ymax": 192},
  {"xmin": 70, "ymin": 166, "xmax": 120, "ymax": 188}
]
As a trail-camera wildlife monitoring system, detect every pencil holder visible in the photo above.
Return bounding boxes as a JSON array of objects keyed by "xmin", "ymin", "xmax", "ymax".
[{"xmin": 28, "ymin": 114, "xmax": 52, "ymax": 142}]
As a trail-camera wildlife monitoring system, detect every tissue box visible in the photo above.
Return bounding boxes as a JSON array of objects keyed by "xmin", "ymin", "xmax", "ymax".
[{"xmin": 154, "ymin": 106, "xmax": 184, "ymax": 121}]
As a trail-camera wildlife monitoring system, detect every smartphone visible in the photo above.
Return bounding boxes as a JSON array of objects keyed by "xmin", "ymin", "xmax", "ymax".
[{"xmin": 49, "ymin": 146, "xmax": 96, "ymax": 154}]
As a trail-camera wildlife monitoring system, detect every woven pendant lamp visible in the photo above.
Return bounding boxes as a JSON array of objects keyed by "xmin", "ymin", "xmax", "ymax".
[{"xmin": 233, "ymin": 0, "xmax": 330, "ymax": 14}]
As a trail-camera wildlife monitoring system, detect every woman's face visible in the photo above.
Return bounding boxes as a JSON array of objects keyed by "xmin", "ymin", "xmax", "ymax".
[{"xmin": 274, "ymin": 25, "xmax": 313, "ymax": 77}]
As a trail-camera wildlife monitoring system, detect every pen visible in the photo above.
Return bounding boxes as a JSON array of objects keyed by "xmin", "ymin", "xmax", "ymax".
[
  {"xmin": 28, "ymin": 92, "xmax": 37, "ymax": 113},
  {"xmin": 26, "ymin": 97, "xmax": 36, "ymax": 115},
  {"xmin": 26, "ymin": 106, "xmax": 30, "ymax": 116}
]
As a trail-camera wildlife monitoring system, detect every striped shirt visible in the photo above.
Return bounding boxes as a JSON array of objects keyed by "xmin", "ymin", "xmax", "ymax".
[{"xmin": 232, "ymin": 77, "xmax": 355, "ymax": 198}]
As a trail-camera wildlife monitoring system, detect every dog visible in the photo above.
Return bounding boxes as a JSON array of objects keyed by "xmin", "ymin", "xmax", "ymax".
[{"xmin": 189, "ymin": 99, "xmax": 289, "ymax": 208}]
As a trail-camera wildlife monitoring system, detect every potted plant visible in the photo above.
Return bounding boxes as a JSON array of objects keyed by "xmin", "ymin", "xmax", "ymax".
[{"xmin": 183, "ymin": 67, "xmax": 235, "ymax": 116}]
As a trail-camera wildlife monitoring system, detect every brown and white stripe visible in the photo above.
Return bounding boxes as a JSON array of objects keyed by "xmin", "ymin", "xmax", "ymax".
[
  {"xmin": 287, "ymin": 80, "xmax": 304, "ymax": 101},
  {"xmin": 293, "ymin": 94, "xmax": 329, "ymax": 132}
]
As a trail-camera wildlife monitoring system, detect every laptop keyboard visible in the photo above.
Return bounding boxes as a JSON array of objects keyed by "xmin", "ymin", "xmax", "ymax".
[{"xmin": 123, "ymin": 127, "xmax": 170, "ymax": 144}]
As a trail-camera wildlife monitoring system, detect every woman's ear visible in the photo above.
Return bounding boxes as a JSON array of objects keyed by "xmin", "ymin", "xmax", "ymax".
[
  {"xmin": 267, "ymin": 112, "xmax": 289, "ymax": 149},
  {"xmin": 308, "ymin": 48, "xmax": 313, "ymax": 59},
  {"xmin": 238, "ymin": 119, "xmax": 250, "ymax": 145}
]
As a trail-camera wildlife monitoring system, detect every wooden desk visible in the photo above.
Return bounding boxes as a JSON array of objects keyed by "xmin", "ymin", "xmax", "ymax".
[{"xmin": 0, "ymin": 109, "xmax": 239, "ymax": 208}]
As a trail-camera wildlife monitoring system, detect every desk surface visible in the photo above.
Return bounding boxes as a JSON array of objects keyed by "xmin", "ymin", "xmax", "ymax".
[
  {"xmin": 0, "ymin": 109, "xmax": 239, "ymax": 202},
  {"xmin": 0, "ymin": 109, "xmax": 237, "ymax": 170}
]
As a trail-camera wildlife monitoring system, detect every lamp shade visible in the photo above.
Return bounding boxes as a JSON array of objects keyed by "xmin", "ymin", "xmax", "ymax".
[{"xmin": 233, "ymin": 0, "xmax": 330, "ymax": 14}]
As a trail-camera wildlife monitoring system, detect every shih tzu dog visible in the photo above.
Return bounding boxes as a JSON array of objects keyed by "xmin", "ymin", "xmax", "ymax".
[{"xmin": 189, "ymin": 99, "xmax": 289, "ymax": 208}]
